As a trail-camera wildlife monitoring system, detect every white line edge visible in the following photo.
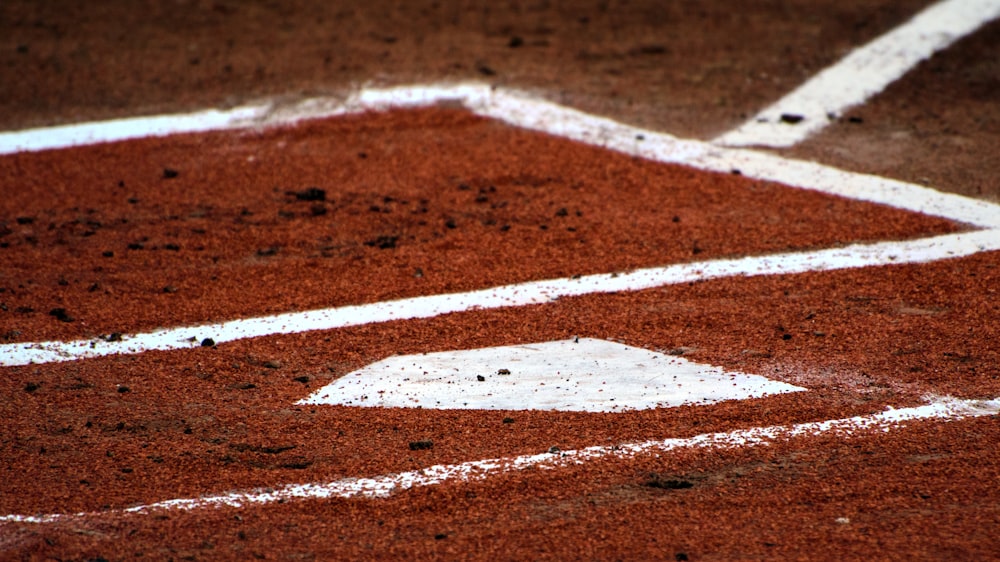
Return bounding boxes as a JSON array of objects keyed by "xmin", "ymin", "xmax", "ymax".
[
  {"xmin": 3, "ymin": 395, "xmax": 997, "ymax": 525},
  {"xmin": 712, "ymin": 0, "xmax": 1000, "ymax": 147},
  {"xmin": 3, "ymin": 229, "xmax": 999, "ymax": 367},
  {"xmin": 2, "ymin": 83, "xmax": 1000, "ymax": 366}
]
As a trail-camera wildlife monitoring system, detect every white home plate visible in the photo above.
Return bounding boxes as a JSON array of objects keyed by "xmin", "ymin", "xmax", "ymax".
[{"xmin": 298, "ymin": 338, "xmax": 805, "ymax": 412}]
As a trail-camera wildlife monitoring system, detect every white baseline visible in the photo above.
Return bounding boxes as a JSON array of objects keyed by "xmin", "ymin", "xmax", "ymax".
[
  {"xmin": 3, "ymin": 396, "xmax": 997, "ymax": 524},
  {"xmin": 1, "ymin": 85, "xmax": 999, "ymax": 367},
  {"xmin": 2, "ymin": 230, "xmax": 998, "ymax": 367},
  {"xmin": 714, "ymin": 0, "xmax": 1000, "ymax": 148}
]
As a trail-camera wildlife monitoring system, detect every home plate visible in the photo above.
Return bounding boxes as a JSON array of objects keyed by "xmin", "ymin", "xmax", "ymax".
[{"xmin": 298, "ymin": 338, "xmax": 805, "ymax": 412}]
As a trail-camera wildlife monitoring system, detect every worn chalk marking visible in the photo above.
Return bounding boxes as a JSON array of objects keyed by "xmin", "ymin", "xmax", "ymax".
[
  {"xmin": 714, "ymin": 0, "xmax": 1000, "ymax": 148},
  {"xmin": 3, "ymin": 230, "xmax": 999, "ymax": 367},
  {"xmin": 2, "ymin": 396, "xmax": 997, "ymax": 524},
  {"xmin": 2, "ymin": 84, "xmax": 1000, "ymax": 367}
]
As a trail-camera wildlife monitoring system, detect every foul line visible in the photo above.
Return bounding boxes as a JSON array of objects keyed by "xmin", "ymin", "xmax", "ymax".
[
  {"xmin": 714, "ymin": 0, "xmax": 1000, "ymax": 148},
  {"xmin": 2, "ymin": 84, "xmax": 1000, "ymax": 366},
  {"xmin": 3, "ymin": 396, "xmax": 997, "ymax": 525},
  {"xmin": 2, "ymin": 230, "xmax": 998, "ymax": 367},
  {"xmin": 3, "ymin": 84, "xmax": 999, "ymax": 230}
]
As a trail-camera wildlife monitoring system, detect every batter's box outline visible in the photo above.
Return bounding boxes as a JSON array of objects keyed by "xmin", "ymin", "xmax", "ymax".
[{"xmin": 1, "ymin": 82, "xmax": 999, "ymax": 367}]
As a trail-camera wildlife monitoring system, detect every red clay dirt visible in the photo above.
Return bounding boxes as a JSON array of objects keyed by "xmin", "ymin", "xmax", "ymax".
[
  {"xmin": 5, "ymin": 416, "xmax": 996, "ymax": 560},
  {"xmin": 0, "ymin": 0, "xmax": 932, "ymax": 139},
  {"xmin": 2, "ymin": 248, "xmax": 997, "ymax": 522},
  {"xmin": 2, "ymin": 1, "xmax": 999, "ymax": 559},
  {"xmin": 0, "ymin": 108, "xmax": 959, "ymax": 344},
  {"xmin": 786, "ymin": 16, "xmax": 1000, "ymax": 200}
]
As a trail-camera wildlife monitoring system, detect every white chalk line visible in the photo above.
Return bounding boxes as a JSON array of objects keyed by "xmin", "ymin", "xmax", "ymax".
[
  {"xmin": 3, "ymin": 395, "xmax": 997, "ymax": 525},
  {"xmin": 0, "ymin": 94, "xmax": 995, "ymax": 526},
  {"xmin": 714, "ymin": 0, "xmax": 1000, "ymax": 148},
  {"xmin": 2, "ymin": 84, "xmax": 1000, "ymax": 367},
  {"xmin": 3, "ymin": 229, "xmax": 998, "ymax": 367},
  {"xmin": 3, "ymin": 83, "xmax": 999, "ymax": 229},
  {"xmin": 467, "ymin": 88, "xmax": 1000, "ymax": 230}
]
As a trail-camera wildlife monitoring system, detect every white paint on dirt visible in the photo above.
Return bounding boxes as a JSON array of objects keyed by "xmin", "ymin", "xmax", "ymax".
[
  {"xmin": 713, "ymin": 0, "xmax": 1000, "ymax": 148},
  {"xmin": 3, "ymin": 396, "xmax": 997, "ymax": 525},
  {"xmin": 297, "ymin": 338, "xmax": 805, "ymax": 412},
  {"xmin": 5, "ymin": 83, "xmax": 999, "ymax": 229},
  {"xmin": 0, "ymin": 105, "xmax": 270, "ymax": 155},
  {"xmin": 2, "ymin": 83, "xmax": 1000, "ymax": 367},
  {"xmin": 2, "ymin": 229, "xmax": 998, "ymax": 368},
  {"xmin": 472, "ymin": 88, "xmax": 1000, "ymax": 230}
]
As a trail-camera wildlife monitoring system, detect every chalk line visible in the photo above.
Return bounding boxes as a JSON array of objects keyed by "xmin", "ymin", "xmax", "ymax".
[
  {"xmin": 713, "ymin": 0, "xmax": 1000, "ymax": 148},
  {"xmin": 3, "ymin": 84, "xmax": 1000, "ymax": 367},
  {"xmin": 3, "ymin": 84, "xmax": 998, "ymax": 230},
  {"xmin": 3, "ymin": 229, "xmax": 998, "ymax": 367},
  {"xmin": 471, "ymin": 88, "xmax": 1000, "ymax": 230},
  {"xmin": 3, "ymin": 395, "xmax": 997, "ymax": 525}
]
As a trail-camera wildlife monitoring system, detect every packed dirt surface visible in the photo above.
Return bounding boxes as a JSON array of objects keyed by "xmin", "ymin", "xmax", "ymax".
[
  {"xmin": 3, "ymin": 1, "xmax": 999, "ymax": 560},
  {"xmin": 0, "ymin": 108, "xmax": 960, "ymax": 343},
  {"xmin": 785, "ymin": 17, "xmax": 1000, "ymax": 200}
]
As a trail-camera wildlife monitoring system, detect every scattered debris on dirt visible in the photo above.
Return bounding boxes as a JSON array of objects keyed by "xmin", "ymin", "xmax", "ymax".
[{"xmin": 409, "ymin": 440, "xmax": 433, "ymax": 451}]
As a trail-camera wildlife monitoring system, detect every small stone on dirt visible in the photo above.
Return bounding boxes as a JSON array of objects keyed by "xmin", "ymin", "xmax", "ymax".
[
  {"xmin": 201, "ymin": 338, "xmax": 216, "ymax": 347},
  {"xmin": 49, "ymin": 308, "xmax": 74, "ymax": 322},
  {"xmin": 364, "ymin": 235, "xmax": 399, "ymax": 249},
  {"xmin": 409, "ymin": 440, "xmax": 433, "ymax": 451},
  {"xmin": 24, "ymin": 382, "xmax": 40, "ymax": 393},
  {"xmin": 291, "ymin": 187, "xmax": 326, "ymax": 201},
  {"xmin": 163, "ymin": 168, "xmax": 179, "ymax": 179}
]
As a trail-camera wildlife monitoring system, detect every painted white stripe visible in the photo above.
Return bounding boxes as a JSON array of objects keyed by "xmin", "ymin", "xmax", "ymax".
[
  {"xmin": 471, "ymin": 89, "xmax": 1000, "ymax": 230},
  {"xmin": 3, "ymin": 84, "xmax": 1000, "ymax": 229},
  {"xmin": 2, "ymin": 84, "xmax": 999, "ymax": 366},
  {"xmin": 2, "ymin": 230, "xmax": 998, "ymax": 367},
  {"xmin": 686, "ymin": 147, "xmax": 1000, "ymax": 230},
  {"xmin": 0, "ymin": 104, "xmax": 271, "ymax": 155},
  {"xmin": 713, "ymin": 0, "xmax": 1000, "ymax": 148},
  {"xmin": 3, "ymin": 396, "xmax": 997, "ymax": 525}
]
